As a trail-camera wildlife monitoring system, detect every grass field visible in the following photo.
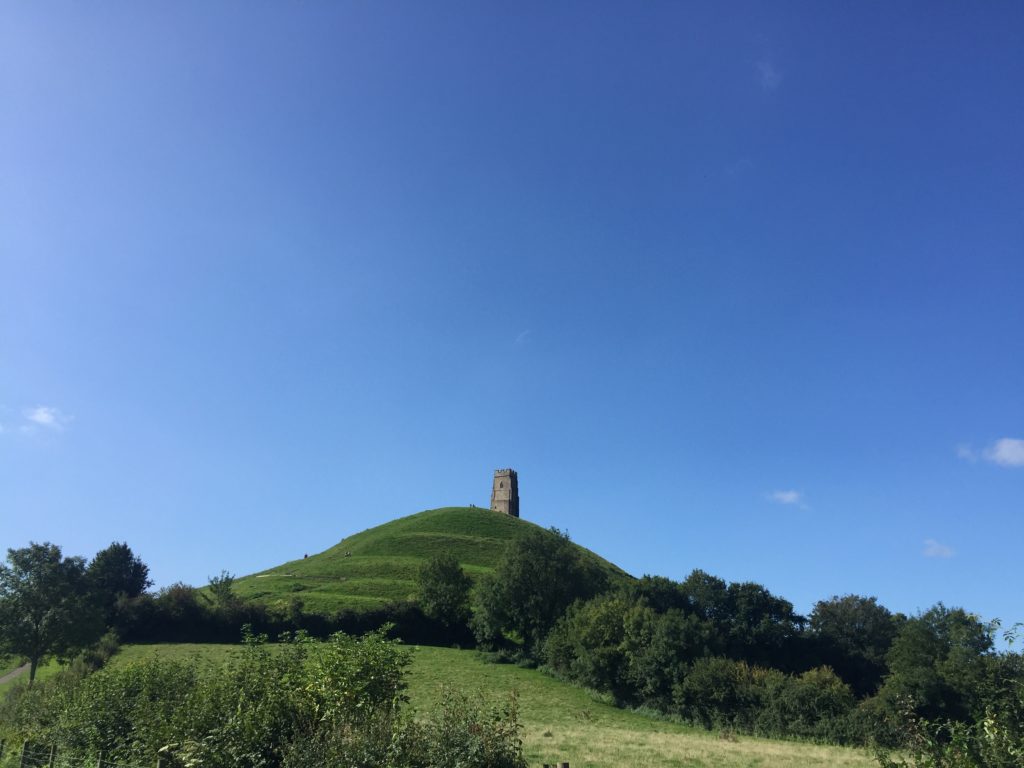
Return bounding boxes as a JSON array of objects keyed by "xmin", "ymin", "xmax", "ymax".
[
  {"xmin": 232, "ymin": 507, "xmax": 631, "ymax": 614},
  {"xmin": 109, "ymin": 643, "xmax": 877, "ymax": 768},
  {"xmin": 0, "ymin": 657, "xmax": 59, "ymax": 696}
]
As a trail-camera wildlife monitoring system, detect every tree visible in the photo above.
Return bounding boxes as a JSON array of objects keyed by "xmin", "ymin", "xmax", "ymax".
[
  {"xmin": 622, "ymin": 604, "xmax": 718, "ymax": 708},
  {"xmin": 417, "ymin": 554, "xmax": 472, "ymax": 629},
  {"xmin": 207, "ymin": 570, "xmax": 238, "ymax": 609},
  {"xmin": 0, "ymin": 542, "xmax": 103, "ymax": 683},
  {"xmin": 544, "ymin": 591, "xmax": 631, "ymax": 698},
  {"xmin": 725, "ymin": 581, "xmax": 804, "ymax": 670},
  {"xmin": 810, "ymin": 594, "xmax": 898, "ymax": 696},
  {"xmin": 88, "ymin": 541, "xmax": 151, "ymax": 621},
  {"xmin": 881, "ymin": 603, "xmax": 994, "ymax": 723},
  {"xmin": 472, "ymin": 527, "xmax": 609, "ymax": 656}
]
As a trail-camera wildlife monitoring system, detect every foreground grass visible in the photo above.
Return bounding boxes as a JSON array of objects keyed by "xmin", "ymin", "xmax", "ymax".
[
  {"xmin": 0, "ymin": 658, "xmax": 60, "ymax": 696},
  {"xmin": 407, "ymin": 646, "xmax": 875, "ymax": 768},
  {"xmin": 111, "ymin": 644, "xmax": 876, "ymax": 768}
]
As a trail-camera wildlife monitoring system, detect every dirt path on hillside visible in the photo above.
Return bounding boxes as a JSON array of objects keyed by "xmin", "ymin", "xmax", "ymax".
[{"xmin": 0, "ymin": 663, "xmax": 29, "ymax": 686}]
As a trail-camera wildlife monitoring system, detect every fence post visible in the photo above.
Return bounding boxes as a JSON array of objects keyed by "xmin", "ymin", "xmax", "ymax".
[
  {"xmin": 18, "ymin": 742, "xmax": 27, "ymax": 768},
  {"xmin": 48, "ymin": 743, "xmax": 56, "ymax": 768}
]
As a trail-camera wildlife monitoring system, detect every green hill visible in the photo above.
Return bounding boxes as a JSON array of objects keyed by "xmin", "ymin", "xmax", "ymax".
[{"xmin": 234, "ymin": 506, "xmax": 631, "ymax": 614}]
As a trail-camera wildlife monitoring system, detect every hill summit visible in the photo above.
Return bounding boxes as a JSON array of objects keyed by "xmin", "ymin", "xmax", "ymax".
[{"xmin": 234, "ymin": 506, "xmax": 629, "ymax": 615}]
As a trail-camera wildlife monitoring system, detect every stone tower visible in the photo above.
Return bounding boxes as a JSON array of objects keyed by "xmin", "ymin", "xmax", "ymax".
[{"xmin": 490, "ymin": 468, "xmax": 519, "ymax": 518}]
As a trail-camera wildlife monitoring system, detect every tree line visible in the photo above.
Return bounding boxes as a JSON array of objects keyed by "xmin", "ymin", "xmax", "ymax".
[
  {"xmin": 417, "ymin": 527, "xmax": 1024, "ymax": 766},
  {"xmin": 0, "ymin": 541, "xmax": 467, "ymax": 682},
  {"xmin": 3, "ymin": 534, "xmax": 1021, "ymax": 766},
  {"xmin": 0, "ymin": 541, "xmax": 150, "ymax": 684}
]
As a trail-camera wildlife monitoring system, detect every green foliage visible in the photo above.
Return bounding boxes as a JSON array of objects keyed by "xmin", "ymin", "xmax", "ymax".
[
  {"xmin": 0, "ymin": 631, "xmax": 527, "ymax": 768},
  {"xmin": 87, "ymin": 542, "xmax": 151, "ymax": 622},
  {"xmin": 674, "ymin": 656, "xmax": 759, "ymax": 730},
  {"xmin": 879, "ymin": 604, "xmax": 994, "ymax": 724},
  {"xmin": 722, "ymin": 580, "xmax": 804, "ymax": 669},
  {"xmin": 621, "ymin": 604, "xmax": 719, "ymax": 708},
  {"xmin": 0, "ymin": 543, "xmax": 103, "ymax": 684},
  {"xmin": 758, "ymin": 666, "xmax": 857, "ymax": 742},
  {"xmin": 811, "ymin": 595, "xmax": 899, "ymax": 697},
  {"xmin": 417, "ymin": 554, "xmax": 472, "ymax": 629},
  {"xmin": 544, "ymin": 592, "xmax": 631, "ymax": 698},
  {"xmin": 874, "ymin": 630, "xmax": 1024, "ymax": 768},
  {"xmin": 545, "ymin": 574, "xmax": 881, "ymax": 745},
  {"xmin": 206, "ymin": 571, "xmax": 239, "ymax": 610},
  {"xmin": 674, "ymin": 657, "xmax": 857, "ymax": 741},
  {"xmin": 472, "ymin": 527, "xmax": 610, "ymax": 655},
  {"xmin": 77, "ymin": 643, "xmax": 878, "ymax": 768},
  {"xmin": 396, "ymin": 688, "xmax": 525, "ymax": 768}
]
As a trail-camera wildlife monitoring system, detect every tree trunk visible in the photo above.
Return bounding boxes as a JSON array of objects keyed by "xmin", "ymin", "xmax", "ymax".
[{"xmin": 29, "ymin": 655, "xmax": 38, "ymax": 686}]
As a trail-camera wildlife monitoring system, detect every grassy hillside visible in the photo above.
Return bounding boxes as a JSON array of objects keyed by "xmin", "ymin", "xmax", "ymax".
[
  {"xmin": 0, "ymin": 659, "xmax": 58, "ymax": 696},
  {"xmin": 111, "ymin": 644, "xmax": 876, "ymax": 768},
  {"xmin": 233, "ymin": 507, "xmax": 631, "ymax": 614}
]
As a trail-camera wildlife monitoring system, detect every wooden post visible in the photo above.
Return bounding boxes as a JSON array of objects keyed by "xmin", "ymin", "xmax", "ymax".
[
  {"xmin": 97, "ymin": 750, "xmax": 104, "ymax": 768},
  {"xmin": 47, "ymin": 743, "xmax": 56, "ymax": 767},
  {"xmin": 156, "ymin": 757, "xmax": 164, "ymax": 768},
  {"xmin": 19, "ymin": 741, "xmax": 27, "ymax": 768}
]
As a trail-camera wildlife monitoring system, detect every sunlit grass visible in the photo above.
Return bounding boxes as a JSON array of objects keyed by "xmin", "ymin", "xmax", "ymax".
[
  {"xmin": 110, "ymin": 643, "xmax": 877, "ymax": 768},
  {"xmin": 231, "ymin": 507, "xmax": 630, "ymax": 614},
  {"xmin": 0, "ymin": 657, "xmax": 60, "ymax": 696}
]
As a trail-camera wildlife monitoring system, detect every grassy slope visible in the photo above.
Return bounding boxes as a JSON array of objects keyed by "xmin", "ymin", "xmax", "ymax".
[
  {"xmin": 233, "ymin": 507, "xmax": 631, "ymax": 614},
  {"xmin": 0, "ymin": 658, "xmax": 60, "ymax": 696},
  {"xmin": 110, "ymin": 644, "xmax": 876, "ymax": 768}
]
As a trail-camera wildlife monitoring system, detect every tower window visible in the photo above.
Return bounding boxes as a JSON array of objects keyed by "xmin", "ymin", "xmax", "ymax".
[{"xmin": 499, "ymin": 481, "xmax": 504, "ymax": 488}]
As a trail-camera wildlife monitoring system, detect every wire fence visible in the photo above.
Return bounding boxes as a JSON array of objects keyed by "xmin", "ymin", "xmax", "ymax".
[
  {"xmin": 0, "ymin": 741, "xmax": 571, "ymax": 768},
  {"xmin": 0, "ymin": 742, "xmax": 163, "ymax": 768}
]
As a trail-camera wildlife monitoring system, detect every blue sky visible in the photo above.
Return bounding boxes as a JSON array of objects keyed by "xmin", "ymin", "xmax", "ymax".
[{"xmin": 2, "ymin": 2, "xmax": 1022, "ymax": 627}]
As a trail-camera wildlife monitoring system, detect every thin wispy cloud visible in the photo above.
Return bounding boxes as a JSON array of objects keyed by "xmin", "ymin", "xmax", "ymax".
[
  {"xmin": 923, "ymin": 538, "xmax": 954, "ymax": 558},
  {"xmin": 983, "ymin": 438, "xmax": 1024, "ymax": 467},
  {"xmin": 766, "ymin": 490, "xmax": 808, "ymax": 509},
  {"xmin": 724, "ymin": 157, "xmax": 753, "ymax": 178},
  {"xmin": 514, "ymin": 330, "xmax": 532, "ymax": 347},
  {"xmin": 756, "ymin": 60, "xmax": 783, "ymax": 92},
  {"xmin": 958, "ymin": 438, "xmax": 1024, "ymax": 468},
  {"xmin": 769, "ymin": 490, "xmax": 801, "ymax": 505},
  {"xmin": 956, "ymin": 443, "xmax": 977, "ymax": 462},
  {"xmin": 20, "ymin": 405, "xmax": 70, "ymax": 434}
]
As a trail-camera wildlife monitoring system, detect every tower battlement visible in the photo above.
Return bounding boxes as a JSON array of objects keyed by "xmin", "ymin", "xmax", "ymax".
[{"xmin": 490, "ymin": 469, "xmax": 520, "ymax": 517}]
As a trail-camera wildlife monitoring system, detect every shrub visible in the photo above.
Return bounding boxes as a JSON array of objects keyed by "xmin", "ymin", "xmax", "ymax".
[
  {"xmin": 417, "ymin": 555, "xmax": 473, "ymax": 631},
  {"xmin": 0, "ymin": 629, "xmax": 527, "ymax": 768},
  {"xmin": 674, "ymin": 657, "xmax": 758, "ymax": 731}
]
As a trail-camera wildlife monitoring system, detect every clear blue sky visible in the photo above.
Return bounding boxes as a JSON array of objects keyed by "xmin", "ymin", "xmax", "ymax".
[{"xmin": 2, "ymin": 2, "xmax": 1022, "ymax": 627}]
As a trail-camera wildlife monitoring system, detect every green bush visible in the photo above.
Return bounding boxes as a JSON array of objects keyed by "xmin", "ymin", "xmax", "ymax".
[
  {"xmin": 673, "ymin": 657, "xmax": 857, "ymax": 742},
  {"xmin": 543, "ymin": 593, "xmax": 630, "ymax": 698},
  {"xmin": 674, "ymin": 656, "xmax": 759, "ymax": 731},
  {"xmin": 755, "ymin": 666, "xmax": 856, "ymax": 741},
  {"xmin": 0, "ymin": 629, "xmax": 527, "ymax": 768}
]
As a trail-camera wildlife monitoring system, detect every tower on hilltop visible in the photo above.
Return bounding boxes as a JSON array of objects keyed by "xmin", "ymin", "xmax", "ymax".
[{"xmin": 490, "ymin": 468, "xmax": 520, "ymax": 518}]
